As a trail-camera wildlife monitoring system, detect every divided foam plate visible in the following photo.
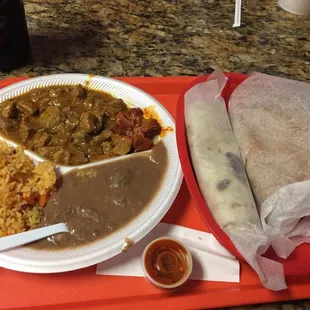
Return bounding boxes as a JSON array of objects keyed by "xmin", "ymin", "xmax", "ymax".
[{"xmin": 0, "ymin": 74, "xmax": 182, "ymax": 273}]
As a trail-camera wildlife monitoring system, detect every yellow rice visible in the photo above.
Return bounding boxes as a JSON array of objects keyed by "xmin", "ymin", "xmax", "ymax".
[{"xmin": 0, "ymin": 142, "xmax": 56, "ymax": 237}]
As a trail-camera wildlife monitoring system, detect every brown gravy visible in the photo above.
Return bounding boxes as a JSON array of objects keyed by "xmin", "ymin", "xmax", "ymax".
[{"xmin": 30, "ymin": 142, "xmax": 167, "ymax": 250}]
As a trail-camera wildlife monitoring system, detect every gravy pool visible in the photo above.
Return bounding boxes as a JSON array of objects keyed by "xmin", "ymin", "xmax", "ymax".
[{"xmin": 30, "ymin": 142, "xmax": 167, "ymax": 249}]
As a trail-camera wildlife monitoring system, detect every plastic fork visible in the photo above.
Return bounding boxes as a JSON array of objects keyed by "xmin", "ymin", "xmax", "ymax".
[{"xmin": 0, "ymin": 223, "xmax": 68, "ymax": 252}]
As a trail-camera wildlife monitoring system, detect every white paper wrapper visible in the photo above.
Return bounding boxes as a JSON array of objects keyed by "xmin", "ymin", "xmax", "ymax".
[
  {"xmin": 229, "ymin": 73, "xmax": 310, "ymax": 260},
  {"xmin": 261, "ymin": 181, "xmax": 310, "ymax": 259},
  {"xmin": 184, "ymin": 69, "xmax": 286, "ymax": 291}
]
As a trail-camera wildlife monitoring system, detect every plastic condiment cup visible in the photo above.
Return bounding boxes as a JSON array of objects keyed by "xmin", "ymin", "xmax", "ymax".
[
  {"xmin": 142, "ymin": 237, "xmax": 193, "ymax": 290},
  {"xmin": 278, "ymin": 0, "xmax": 310, "ymax": 16}
]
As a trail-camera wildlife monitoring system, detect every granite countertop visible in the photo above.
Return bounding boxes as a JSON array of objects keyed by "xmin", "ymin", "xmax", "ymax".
[
  {"xmin": 1, "ymin": 0, "xmax": 310, "ymax": 309},
  {"xmin": 0, "ymin": 0, "xmax": 309, "ymax": 82}
]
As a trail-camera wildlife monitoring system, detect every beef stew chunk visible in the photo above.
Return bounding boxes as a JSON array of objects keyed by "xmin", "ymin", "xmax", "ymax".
[
  {"xmin": 2, "ymin": 101, "xmax": 17, "ymax": 119},
  {"xmin": 141, "ymin": 118, "xmax": 161, "ymax": 137},
  {"xmin": 115, "ymin": 108, "xmax": 144, "ymax": 136},
  {"xmin": 0, "ymin": 85, "xmax": 162, "ymax": 165},
  {"xmin": 114, "ymin": 108, "xmax": 161, "ymax": 152},
  {"xmin": 16, "ymin": 100, "xmax": 38, "ymax": 116},
  {"xmin": 112, "ymin": 136, "xmax": 133, "ymax": 156},
  {"xmin": 79, "ymin": 112, "xmax": 98, "ymax": 133}
]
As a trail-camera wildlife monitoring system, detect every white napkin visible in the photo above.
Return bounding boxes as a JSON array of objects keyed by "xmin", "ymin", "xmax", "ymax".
[{"xmin": 96, "ymin": 223, "xmax": 240, "ymax": 283}]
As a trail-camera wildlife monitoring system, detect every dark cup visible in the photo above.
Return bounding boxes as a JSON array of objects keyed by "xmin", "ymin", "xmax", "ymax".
[{"xmin": 0, "ymin": 0, "xmax": 32, "ymax": 71}]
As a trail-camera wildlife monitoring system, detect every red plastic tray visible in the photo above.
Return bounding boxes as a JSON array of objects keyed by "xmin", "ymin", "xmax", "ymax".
[{"xmin": 0, "ymin": 76, "xmax": 310, "ymax": 310}]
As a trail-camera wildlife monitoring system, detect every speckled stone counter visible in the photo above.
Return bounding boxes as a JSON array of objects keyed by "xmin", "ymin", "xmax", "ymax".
[
  {"xmin": 1, "ymin": 1, "xmax": 310, "ymax": 309},
  {"xmin": 0, "ymin": 0, "xmax": 309, "ymax": 82}
]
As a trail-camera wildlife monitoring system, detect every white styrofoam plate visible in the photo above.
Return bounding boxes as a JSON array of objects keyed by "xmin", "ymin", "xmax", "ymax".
[{"xmin": 0, "ymin": 74, "xmax": 182, "ymax": 273}]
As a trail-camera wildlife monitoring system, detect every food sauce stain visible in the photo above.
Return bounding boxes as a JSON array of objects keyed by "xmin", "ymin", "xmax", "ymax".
[
  {"xmin": 83, "ymin": 74, "xmax": 95, "ymax": 88},
  {"xmin": 143, "ymin": 106, "xmax": 173, "ymax": 138},
  {"xmin": 122, "ymin": 237, "xmax": 135, "ymax": 252}
]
